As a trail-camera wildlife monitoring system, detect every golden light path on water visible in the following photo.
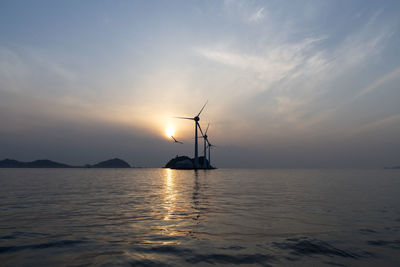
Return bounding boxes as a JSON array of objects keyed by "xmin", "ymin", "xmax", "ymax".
[
  {"xmin": 163, "ymin": 168, "xmax": 176, "ymax": 221},
  {"xmin": 126, "ymin": 168, "xmax": 207, "ymax": 250},
  {"xmin": 156, "ymin": 168, "xmax": 187, "ymax": 246}
]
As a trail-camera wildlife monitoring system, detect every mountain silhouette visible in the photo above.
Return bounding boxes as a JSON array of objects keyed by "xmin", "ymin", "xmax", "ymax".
[
  {"xmin": 0, "ymin": 158, "xmax": 132, "ymax": 168},
  {"xmin": 88, "ymin": 158, "xmax": 131, "ymax": 168},
  {"xmin": 0, "ymin": 159, "xmax": 71, "ymax": 168}
]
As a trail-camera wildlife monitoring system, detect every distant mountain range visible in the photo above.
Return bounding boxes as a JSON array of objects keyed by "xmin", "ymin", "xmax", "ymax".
[{"xmin": 0, "ymin": 158, "xmax": 131, "ymax": 168}]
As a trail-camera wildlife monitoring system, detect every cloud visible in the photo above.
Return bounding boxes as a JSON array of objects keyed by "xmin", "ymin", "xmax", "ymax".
[
  {"xmin": 222, "ymin": 0, "xmax": 268, "ymax": 24},
  {"xmin": 195, "ymin": 36, "xmax": 326, "ymax": 91},
  {"xmin": 352, "ymin": 66, "xmax": 400, "ymax": 99},
  {"xmin": 0, "ymin": 46, "xmax": 126, "ymax": 130},
  {"xmin": 349, "ymin": 113, "xmax": 400, "ymax": 137},
  {"xmin": 194, "ymin": 5, "xmax": 397, "ymax": 149},
  {"xmin": 248, "ymin": 7, "xmax": 265, "ymax": 23}
]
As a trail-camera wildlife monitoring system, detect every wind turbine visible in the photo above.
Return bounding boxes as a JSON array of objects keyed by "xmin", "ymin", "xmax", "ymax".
[
  {"xmin": 200, "ymin": 123, "xmax": 210, "ymax": 169},
  {"xmin": 207, "ymin": 142, "xmax": 216, "ymax": 168},
  {"xmin": 202, "ymin": 124, "xmax": 216, "ymax": 169},
  {"xmin": 174, "ymin": 101, "xmax": 208, "ymax": 169}
]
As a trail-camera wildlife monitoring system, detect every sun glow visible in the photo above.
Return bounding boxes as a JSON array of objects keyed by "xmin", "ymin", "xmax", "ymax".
[{"xmin": 166, "ymin": 126, "xmax": 175, "ymax": 138}]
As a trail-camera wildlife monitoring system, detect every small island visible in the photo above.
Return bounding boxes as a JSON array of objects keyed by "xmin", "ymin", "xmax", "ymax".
[
  {"xmin": 165, "ymin": 155, "xmax": 215, "ymax": 170},
  {"xmin": 86, "ymin": 158, "xmax": 131, "ymax": 168},
  {"xmin": 0, "ymin": 158, "xmax": 132, "ymax": 168}
]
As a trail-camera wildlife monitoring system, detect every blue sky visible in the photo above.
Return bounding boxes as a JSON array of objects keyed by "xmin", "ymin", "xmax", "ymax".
[{"xmin": 1, "ymin": 0, "xmax": 399, "ymax": 167}]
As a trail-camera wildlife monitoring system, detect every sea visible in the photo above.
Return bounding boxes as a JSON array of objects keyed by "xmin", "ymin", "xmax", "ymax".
[{"xmin": 0, "ymin": 168, "xmax": 399, "ymax": 266}]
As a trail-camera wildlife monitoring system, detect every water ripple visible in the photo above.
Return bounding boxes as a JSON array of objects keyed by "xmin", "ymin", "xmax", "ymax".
[
  {"xmin": 0, "ymin": 168, "xmax": 400, "ymax": 266},
  {"xmin": 367, "ymin": 240, "xmax": 400, "ymax": 249},
  {"xmin": 185, "ymin": 253, "xmax": 276, "ymax": 265},
  {"xmin": 0, "ymin": 239, "xmax": 86, "ymax": 253},
  {"xmin": 273, "ymin": 237, "xmax": 363, "ymax": 258}
]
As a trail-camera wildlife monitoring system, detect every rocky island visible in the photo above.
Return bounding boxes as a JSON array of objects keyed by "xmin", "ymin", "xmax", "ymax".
[{"xmin": 164, "ymin": 155, "xmax": 215, "ymax": 169}]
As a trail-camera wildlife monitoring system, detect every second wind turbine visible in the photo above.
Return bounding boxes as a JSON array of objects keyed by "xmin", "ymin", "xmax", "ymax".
[{"xmin": 174, "ymin": 101, "xmax": 208, "ymax": 169}]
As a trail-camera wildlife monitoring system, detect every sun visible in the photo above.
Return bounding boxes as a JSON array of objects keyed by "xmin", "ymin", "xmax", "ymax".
[{"xmin": 165, "ymin": 126, "xmax": 175, "ymax": 138}]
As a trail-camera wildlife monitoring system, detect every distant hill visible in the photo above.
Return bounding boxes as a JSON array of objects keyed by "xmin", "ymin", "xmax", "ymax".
[
  {"xmin": 0, "ymin": 158, "xmax": 132, "ymax": 168},
  {"xmin": 88, "ymin": 158, "xmax": 131, "ymax": 168},
  {"xmin": 0, "ymin": 159, "xmax": 71, "ymax": 168}
]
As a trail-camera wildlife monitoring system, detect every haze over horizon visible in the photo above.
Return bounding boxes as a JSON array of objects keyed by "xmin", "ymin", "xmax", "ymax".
[{"xmin": 1, "ymin": 0, "xmax": 399, "ymax": 168}]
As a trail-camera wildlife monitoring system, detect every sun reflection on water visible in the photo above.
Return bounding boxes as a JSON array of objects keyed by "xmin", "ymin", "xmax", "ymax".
[
  {"xmin": 154, "ymin": 169, "xmax": 211, "ymax": 245},
  {"xmin": 156, "ymin": 168, "xmax": 185, "ymax": 246},
  {"xmin": 163, "ymin": 168, "xmax": 176, "ymax": 221}
]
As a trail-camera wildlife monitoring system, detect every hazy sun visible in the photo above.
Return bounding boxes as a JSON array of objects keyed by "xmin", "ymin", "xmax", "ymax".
[{"xmin": 166, "ymin": 126, "xmax": 175, "ymax": 138}]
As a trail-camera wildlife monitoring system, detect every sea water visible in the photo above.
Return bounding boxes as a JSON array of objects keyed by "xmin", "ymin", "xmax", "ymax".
[{"xmin": 0, "ymin": 168, "xmax": 399, "ymax": 266}]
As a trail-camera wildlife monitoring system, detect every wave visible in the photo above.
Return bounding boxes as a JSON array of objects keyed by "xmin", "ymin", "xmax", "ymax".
[{"xmin": 0, "ymin": 239, "xmax": 85, "ymax": 254}]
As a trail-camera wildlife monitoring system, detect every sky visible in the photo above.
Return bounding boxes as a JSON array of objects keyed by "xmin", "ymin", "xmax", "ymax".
[{"xmin": 0, "ymin": 0, "xmax": 400, "ymax": 168}]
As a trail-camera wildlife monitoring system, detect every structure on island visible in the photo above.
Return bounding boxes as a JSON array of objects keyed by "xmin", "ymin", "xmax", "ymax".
[{"xmin": 171, "ymin": 101, "xmax": 217, "ymax": 170}]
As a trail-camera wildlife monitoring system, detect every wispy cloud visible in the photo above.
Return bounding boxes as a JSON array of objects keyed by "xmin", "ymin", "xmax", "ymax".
[
  {"xmin": 195, "ymin": 6, "xmax": 396, "ymax": 145},
  {"xmin": 353, "ymin": 66, "xmax": 400, "ymax": 99},
  {"xmin": 0, "ymin": 46, "xmax": 76, "ymax": 94},
  {"xmin": 248, "ymin": 7, "xmax": 265, "ymax": 23},
  {"xmin": 223, "ymin": 0, "xmax": 268, "ymax": 24},
  {"xmin": 195, "ymin": 36, "xmax": 326, "ymax": 91},
  {"xmin": 349, "ymin": 113, "xmax": 400, "ymax": 137}
]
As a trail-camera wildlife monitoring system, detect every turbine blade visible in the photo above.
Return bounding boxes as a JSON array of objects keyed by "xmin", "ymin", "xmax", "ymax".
[
  {"xmin": 197, "ymin": 122, "xmax": 204, "ymax": 136},
  {"xmin": 205, "ymin": 123, "xmax": 210, "ymax": 134},
  {"xmin": 197, "ymin": 100, "xmax": 208, "ymax": 117},
  {"xmin": 208, "ymin": 141, "xmax": 216, "ymax": 147},
  {"xmin": 173, "ymin": 116, "xmax": 194, "ymax": 120}
]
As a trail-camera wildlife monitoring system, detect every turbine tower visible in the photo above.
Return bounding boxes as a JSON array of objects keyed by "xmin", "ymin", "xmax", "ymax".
[
  {"xmin": 207, "ymin": 142, "xmax": 216, "ymax": 168},
  {"xmin": 200, "ymin": 123, "xmax": 210, "ymax": 169},
  {"xmin": 174, "ymin": 101, "xmax": 208, "ymax": 169},
  {"xmin": 198, "ymin": 123, "xmax": 215, "ymax": 169}
]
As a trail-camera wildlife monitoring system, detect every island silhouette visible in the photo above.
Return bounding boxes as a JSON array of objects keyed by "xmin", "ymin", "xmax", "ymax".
[
  {"xmin": 165, "ymin": 155, "xmax": 215, "ymax": 169},
  {"xmin": 0, "ymin": 158, "xmax": 131, "ymax": 168},
  {"xmin": 0, "ymin": 156, "xmax": 217, "ymax": 169}
]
